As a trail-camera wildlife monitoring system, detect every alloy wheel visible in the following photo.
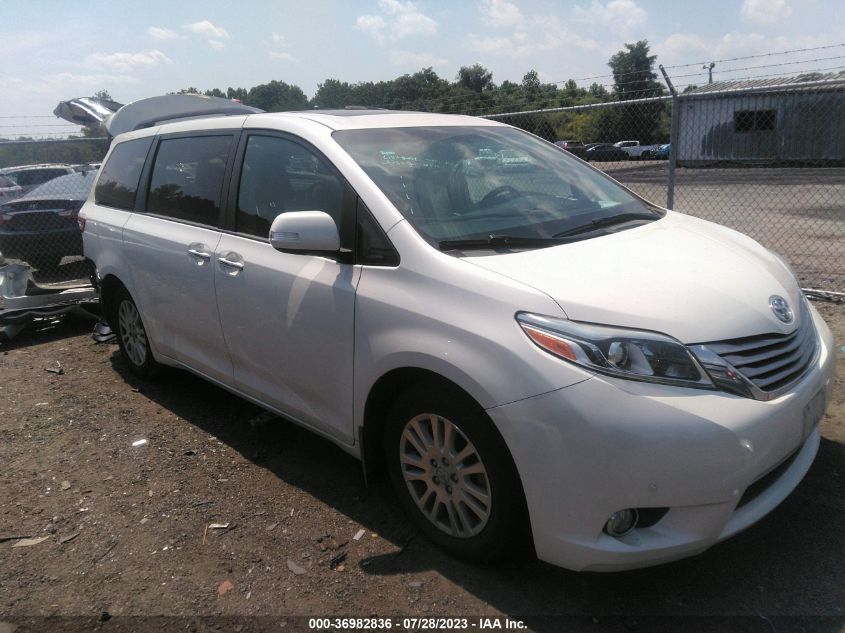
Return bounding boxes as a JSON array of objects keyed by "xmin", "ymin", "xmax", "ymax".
[
  {"xmin": 117, "ymin": 299, "xmax": 148, "ymax": 367},
  {"xmin": 399, "ymin": 413, "xmax": 492, "ymax": 538}
]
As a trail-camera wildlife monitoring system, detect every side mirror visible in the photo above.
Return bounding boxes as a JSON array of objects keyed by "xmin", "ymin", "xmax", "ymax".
[{"xmin": 269, "ymin": 211, "xmax": 340, "ymax": 253}]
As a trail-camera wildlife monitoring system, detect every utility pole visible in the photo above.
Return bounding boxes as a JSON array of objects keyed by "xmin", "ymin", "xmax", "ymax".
[{"xmin": 703, "ymin": 62, "xmax": 715, "ymax": 84}]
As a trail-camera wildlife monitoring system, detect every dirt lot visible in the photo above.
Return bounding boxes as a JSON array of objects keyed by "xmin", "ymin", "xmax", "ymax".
[{"xmin": 0, "ymin": 303, "xmax": 843, "ymax": 633}]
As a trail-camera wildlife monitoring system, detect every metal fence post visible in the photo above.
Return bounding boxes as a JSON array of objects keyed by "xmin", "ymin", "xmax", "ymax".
[{"xmin": 659, "ymin": 65, "xmax": 679, "ymax": 210}]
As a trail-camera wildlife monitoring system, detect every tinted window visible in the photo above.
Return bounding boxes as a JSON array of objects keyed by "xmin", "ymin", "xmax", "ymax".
[
  {"xmin": 235, "ymin": 135, "xmax": 344, "ymax": 238},
  {"xmin": 14, "ymin": 168, "xmax": 69, "ymax": 187},
  {"xmin": 147, "ymin": 136, "xmax": 232, "ymax": 225},
  {"xmin": 96, "ymin": 137, "xmax": 154, "ymax": 210}
]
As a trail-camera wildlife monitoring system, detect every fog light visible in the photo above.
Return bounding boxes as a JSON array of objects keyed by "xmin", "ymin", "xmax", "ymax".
[{"xmin": 604, "ymin": 508, "xmax": 638, "ymax": 537}]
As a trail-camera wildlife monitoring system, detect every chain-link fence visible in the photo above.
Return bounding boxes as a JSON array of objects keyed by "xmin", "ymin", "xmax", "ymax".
[
  {"xmin": 480, "ymin": 77, "xmax": 845, "ymax": 292},
  {"xmin": 0, "ymin": 138, "xmax": 108, "ymax": 293},
  {"xmin": 2, "ymin": 81, "xmax": 844, "ymax": 293}
]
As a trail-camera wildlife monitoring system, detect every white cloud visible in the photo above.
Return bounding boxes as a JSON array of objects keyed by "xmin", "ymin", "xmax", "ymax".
[
  {"xmin": 466, "ymin": 15, "xmax": 598, "ymax": 58},
  {"xmin": 653, "ymin": 33, "xmax": 711, "ymax": 62},
  {"xmin": 270, "ymin": 51, "xmax": 299, "ymax": 63},
  {"xmin": 479, "ymin": 0, "xmax": 524, "ymax": 29},
  {"xmin": 355, "ymin": 0, "xmax": 438, "ymax": 43},
  {"xmin": 183, "ymin": 20, "xmax": 230, "ymax": 40},
  {"xmin": 182, "ymin": 20, "xmax": 230, "ymax": 47},
  {"xmin": 740, "ymin": 0, "xmax": 792, "ymax": 24},
  {"xmin": 147, "ymin": 26, "xmax": 180, "ymax": 40},
  {"xmin": 355, "ymin": 14, "xmax": 388, "ymax": 41},
  {"xmin": 267, "ymin": 32, "xmax": 297, "ymax": 62},
  {"xmin": 390, "ymin": 50, "xmax": 448, "ymax": 67},
  {"xmin": 572, "ymin": 0, "xmax": 647, "ymax": 33},
  {"xmin": 84, "ymin": 49, "xmax": 172, "ymax": 73}
]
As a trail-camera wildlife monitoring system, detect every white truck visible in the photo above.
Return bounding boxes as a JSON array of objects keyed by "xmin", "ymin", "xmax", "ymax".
[{"xmin": 614, "ymin": 140, "xmax": 662, "ymax": 159}]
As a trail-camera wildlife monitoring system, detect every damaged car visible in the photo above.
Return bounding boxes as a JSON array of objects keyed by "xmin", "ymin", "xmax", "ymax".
[{"xmin": 76, "ymin": 105, "xmax": 834, "ymax": 572}]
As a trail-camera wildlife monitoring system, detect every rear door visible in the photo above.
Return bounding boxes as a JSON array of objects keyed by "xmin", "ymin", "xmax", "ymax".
[
  {"xmin": 214, "ymin": 132, "xmax": 360, "ymax": 443},
  {"xmin": 122, "ymin": 131, "xmax": 237, "ymax": 384}
]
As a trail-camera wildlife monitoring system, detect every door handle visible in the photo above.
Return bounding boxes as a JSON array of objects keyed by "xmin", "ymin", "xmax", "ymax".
[
  {"xmin": 218, "ymin": 256, "xmax": 244, "ymax": 271},
  {"xmin": 187, "ymin": 248, "xmax": 211, "ymax": 260}
]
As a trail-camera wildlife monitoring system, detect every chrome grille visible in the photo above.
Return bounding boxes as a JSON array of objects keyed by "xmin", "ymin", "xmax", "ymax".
[{"xmin": 702, "ymin": 303, "xmax": 816, "ymax": 394}]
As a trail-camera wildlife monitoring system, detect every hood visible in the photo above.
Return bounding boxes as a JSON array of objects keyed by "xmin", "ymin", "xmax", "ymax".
[{"xmin": 465, "ymin": 211, "xmax": 802, "ymax": 343}]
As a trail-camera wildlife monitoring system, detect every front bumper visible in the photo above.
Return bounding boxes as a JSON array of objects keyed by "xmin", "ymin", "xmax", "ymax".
[{"xmin": 487, "ymin": 306, "xmax": 836, "ymax": 572}]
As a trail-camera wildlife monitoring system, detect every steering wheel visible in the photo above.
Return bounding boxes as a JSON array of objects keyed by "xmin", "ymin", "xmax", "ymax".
[{"xmin": 477, "ymin": 185, "xmax": 520, "ymax": 208}]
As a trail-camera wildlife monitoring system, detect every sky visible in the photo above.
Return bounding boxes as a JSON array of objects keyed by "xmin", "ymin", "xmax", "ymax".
[{"xmin": 2, "ymin": 0, "xmax": 844, "ymax": 137}]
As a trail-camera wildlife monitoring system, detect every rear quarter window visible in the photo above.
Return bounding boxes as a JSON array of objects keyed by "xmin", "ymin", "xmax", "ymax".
[{"xmin": 95, "ymin": 137, "xmax": 154, "ymax": 210}]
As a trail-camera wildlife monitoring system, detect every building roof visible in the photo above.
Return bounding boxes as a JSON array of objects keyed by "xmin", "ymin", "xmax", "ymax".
[{"xmin": 684, "ymin": 71, "xmax": 845, "ymax": 95}]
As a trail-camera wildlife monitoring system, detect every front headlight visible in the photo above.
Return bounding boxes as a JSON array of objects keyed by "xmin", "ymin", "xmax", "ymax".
[{"xmin": 517, "ymin": 312, "xmax": 714, "ymax": 389}]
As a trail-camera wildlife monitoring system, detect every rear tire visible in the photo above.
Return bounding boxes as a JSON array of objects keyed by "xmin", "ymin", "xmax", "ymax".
[
  {"xmin": 111, "ymin": 287, "xmax": 159, "ymax": 379},
  {"xmin": 384, "ymin": 383, "xmax": 529, "ymax": 563}
]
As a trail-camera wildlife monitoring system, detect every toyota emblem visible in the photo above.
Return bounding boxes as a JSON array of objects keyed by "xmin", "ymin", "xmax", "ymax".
[{"xmin": 769, "ymin": 295, "xmax": 794, "ymax": 324}]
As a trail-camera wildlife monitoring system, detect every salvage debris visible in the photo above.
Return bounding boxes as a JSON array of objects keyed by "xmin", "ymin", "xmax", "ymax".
[
  {"xmin": 286, "ymin": 559, "xmax": 307, "ymax": 575},
  {"xmin": 0, "ymin": 535, "xmax": 32, "ymax": 544},
  {"xmin": 131, "ymin": 439, "xmax": 148, "ymax": 447},
  {"xmin": 217, "ymin": 580, "xmax": 235, "ymax": 596},
  {"xmin": 45, "ymin": 362, "xmax": 64, "ymax": 375},
  {"xmin": 353, "ymin": 529, "xmax": 366, "ymax": 541},
  {"xmin": 91, "ymin": 320, "xmax": 117, "ymax": 344},
  {"xmin": 11, "ymin": 536, "xmax": 49, "ymax": 548},
  {"xmin": 203, "ymin": 522, "xmax": 234, "ymax": 544},
  {"xmin": 329, "ymin": 551, "xmax": 348, "ymax": 570},
  {"xmin": 61, "ymin": 481, "xmax": 71, "ymax": 491}
]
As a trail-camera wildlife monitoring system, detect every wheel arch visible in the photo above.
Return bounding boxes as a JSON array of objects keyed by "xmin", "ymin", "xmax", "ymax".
[
  {"xmin": 359, "ymin": 367, "xmax": 519, "ymax": 486},
  {"xmin": 362, "ymin": 366, "xmax": 535, "ymax": 557},
  {"xmin": 99, "ymin": 273, "xmax": 128, "ymax": 330}
]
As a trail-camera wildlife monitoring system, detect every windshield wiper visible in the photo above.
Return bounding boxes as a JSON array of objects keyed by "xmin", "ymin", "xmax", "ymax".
[
  {"xmin": 553, "ymin": 212, "xmax": 660, "ymax": 238},
  {"xmin": 438, "ymin": 234, "xmax": 568, "ymax": 251}
]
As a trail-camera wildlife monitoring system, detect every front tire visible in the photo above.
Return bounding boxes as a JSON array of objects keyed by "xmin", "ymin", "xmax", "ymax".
[
  {"xmin": 384, "ymin": 384, "xmax": 529, "ymax": 563},
  {"xmin": 111, "ymin": 287, "xmax": 159, "ymax": 379}
]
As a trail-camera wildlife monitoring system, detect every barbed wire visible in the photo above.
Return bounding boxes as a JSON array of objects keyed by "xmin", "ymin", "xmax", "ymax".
[{"xmin": 662, "ymin": 42, "xmax": 845, "ymax": 70}]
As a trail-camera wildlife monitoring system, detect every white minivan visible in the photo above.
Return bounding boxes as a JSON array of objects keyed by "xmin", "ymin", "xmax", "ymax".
[{"xmin": 79, "ymin": 109, "xmax": 835, "ymax": 572}]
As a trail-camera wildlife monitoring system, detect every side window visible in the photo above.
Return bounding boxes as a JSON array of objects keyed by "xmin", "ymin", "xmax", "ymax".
[
  {"xmin": 147, "ymin": 135, "xmax": 232, "ymax": 226},
  {"xmin": 95, "ymin": 137, "xmax": 154, "ymax": 210},
  {"xmin": 235, "ymin": 135, "xmax": 344, "ymax": 238}
]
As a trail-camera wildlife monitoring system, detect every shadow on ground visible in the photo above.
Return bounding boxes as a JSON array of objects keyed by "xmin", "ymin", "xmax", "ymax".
[{"xmin": 101, "ymin": 347, "xmax": 845, "ymax": 632}]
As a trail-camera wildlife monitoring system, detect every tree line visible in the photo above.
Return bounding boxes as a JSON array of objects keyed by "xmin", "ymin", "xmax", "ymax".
[{"xmin": 1, "ymin": 41, "xmax": 670, "ymax": 168}]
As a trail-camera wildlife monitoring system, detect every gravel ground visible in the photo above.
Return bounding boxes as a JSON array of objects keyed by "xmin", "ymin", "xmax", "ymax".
[{"xmin": 0, "ymin": 303, "xmax": 843, "ymax": 633}]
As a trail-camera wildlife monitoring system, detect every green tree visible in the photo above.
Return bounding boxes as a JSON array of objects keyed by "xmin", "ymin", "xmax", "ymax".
[
  {"xmin": 606, "ymin": 41, "xmax": 666, "ymax": 143},
  {"xmin": 313, "ymin": 79, "xmax": 355, "ymax": 108},
  {"xmin": 456, "ymin": 64, "xmax": 494, "ymax": 93},
  {"xmin": 227, "ymin": 87, "xmax": 249, "ymax": 102},
  {"xmin": 246, "ymin": 80, "xmax": 309, "ymax": 111},
  {"xmin": 608, "ymin": 40, "xmax": 664, "ymax": 99}
]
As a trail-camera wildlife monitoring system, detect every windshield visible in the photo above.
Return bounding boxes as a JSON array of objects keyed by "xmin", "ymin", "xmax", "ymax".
[{"xmin": 333, "ymin": 126, "xmax": 661, "ymax": 250}]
